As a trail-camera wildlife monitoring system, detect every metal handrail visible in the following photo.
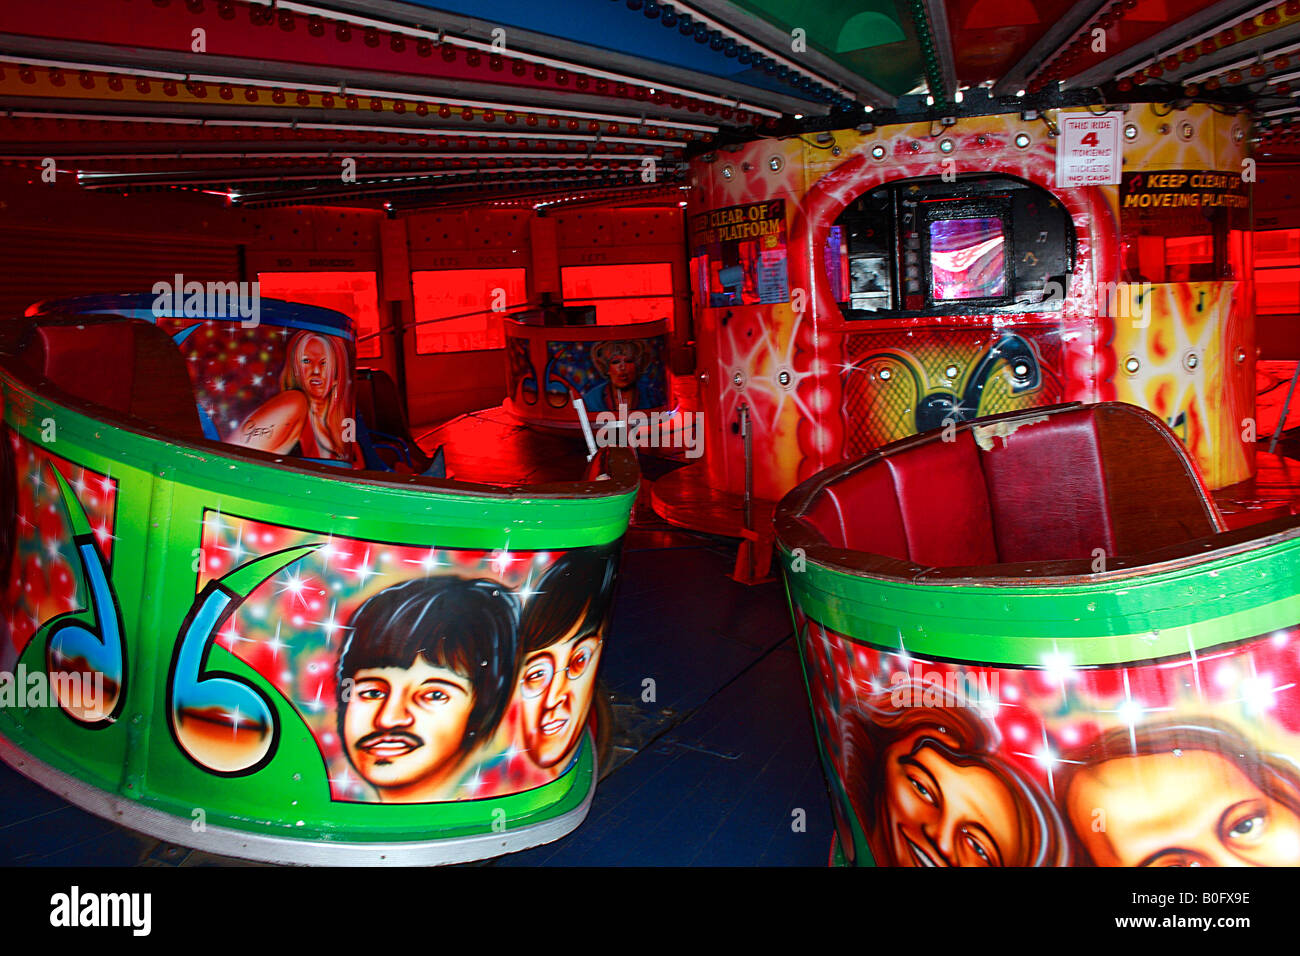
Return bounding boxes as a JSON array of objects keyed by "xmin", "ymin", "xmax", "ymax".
[{"xmin": 354, "ymin": 292, "xmax": 674, "ymax": 343}]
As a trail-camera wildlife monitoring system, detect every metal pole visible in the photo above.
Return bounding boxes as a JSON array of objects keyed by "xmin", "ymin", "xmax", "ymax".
[
  {"xmin": 740, "ymin": 401, "xmax": 753, "ymax": 531},
  {"xmin": 1269, "ymin": 362, "xmax": 1300, "ymax": 454},
  {"xmin": 573, "ymin": 394, "xmax": 598, "ymax": 462}
]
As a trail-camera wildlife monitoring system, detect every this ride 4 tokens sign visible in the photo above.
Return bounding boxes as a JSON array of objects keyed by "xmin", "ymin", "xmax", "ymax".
[{"xmin": 1055, "ymin": 112, "xmax": 1123, "ymax": 187}]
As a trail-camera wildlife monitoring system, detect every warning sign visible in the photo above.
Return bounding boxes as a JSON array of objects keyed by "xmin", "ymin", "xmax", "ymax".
[
  {"xmin": 1055, "ymin": 112, "xmax": 1123, "ymax": 188},
  {"xmin": 1121, "ymin": 170, "xmax": 1250, "ymax": 228}
]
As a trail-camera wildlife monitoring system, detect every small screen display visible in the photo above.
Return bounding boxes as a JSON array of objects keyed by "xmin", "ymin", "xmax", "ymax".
[
  {"xmin": 848, "ymin": 255, "xmax": 890, "ymax": 311},
  {"xmin": 929, "ymin": 217, "xmax": 1006, "ymax": 300}
]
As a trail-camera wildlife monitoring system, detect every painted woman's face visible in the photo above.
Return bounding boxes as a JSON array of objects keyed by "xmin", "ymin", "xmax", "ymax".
[
  {"xmin": 519, "ymin": 626, "xmax": 603, "ymax": 769},
  {"xmin": 298, "ymin": 336, "xmax": 335, "ymax": 402},
  {"xmin": 1067, "ymin": 749, "xmax": 1300, "ymax": 866},
  {"xmin": 607, "ymin": 350, "xmax": 638, "ymax": 390},
  {"xmin": 879, "ymin": 728, "xmax": 1024, "ymax": 867}
]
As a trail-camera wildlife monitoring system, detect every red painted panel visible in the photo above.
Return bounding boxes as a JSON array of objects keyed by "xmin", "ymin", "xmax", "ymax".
[
  {"xmin": 555, "ymin": 208, "xmax": 685, "ymax": 248},
  {"xmin": 411, "ymin": 268, "xmax": 527, "ymax": 354},
  {"xmin": 257, "ymin": 271, "xmax": 383, "ymax": 359},
  {"xmin": 946, "ymin": 0, "xmax": 1072, "ymax": 87},
  {"xmin": 560, "ymin": 262, "xmax": 673, "ymax": 325}
]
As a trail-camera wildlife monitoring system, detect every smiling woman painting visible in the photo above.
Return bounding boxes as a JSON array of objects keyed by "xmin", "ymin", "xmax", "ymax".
[{"xmin": 841, "ymin": 686, "xmax": 1069, "ymax": 867}]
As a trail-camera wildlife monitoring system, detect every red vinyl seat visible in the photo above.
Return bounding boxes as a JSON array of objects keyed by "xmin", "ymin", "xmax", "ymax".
[
  {"xmin": 8, "ymin": 314, "xmax": 206, "ymax": 442},
  {"xmin": 796, "ymin": 404, "xmax": 1224, "ymax": 569}
]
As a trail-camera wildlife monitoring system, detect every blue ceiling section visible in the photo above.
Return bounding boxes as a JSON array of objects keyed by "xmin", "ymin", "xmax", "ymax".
[{"xmin": 397, "ymin": 0, "xmax": 848, "ymax": 107}]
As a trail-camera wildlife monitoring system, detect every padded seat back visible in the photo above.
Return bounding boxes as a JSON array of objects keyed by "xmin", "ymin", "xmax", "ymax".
[
  {"xmin": 11, "ymin": 315, "xmax": 205, "ymax": 441},
  {"xmin": 353, "ymin": 370, "xmax": 378, "ymax": 432},
  {"xmin": 979, "ymin": 407, "xmax": 1116, "ymax": 563},
  {"xmin": 359, "ymin": 367, "xmax": 411, "ymax": 436},
  {"xmin": 884, "ymin": 429, "xmax": 999, "ymax": 567},
  {"xmin": 798, "ymin": 404, "xmax": 1222, "ymax": 568},
  {"xmin": 354, "ymin": 366, "xmax": 433, "ymax": 473},
  {"xmin": 800, "ymin": 460, "xmax": 909, "ymax": 560},
  {"xmin": 20, "ymin": 318, "xmax": 135, "ymax": 413},
  {"xmin": 1089, "ymin": 403, "xmax": 1222, "ymax": 554}
]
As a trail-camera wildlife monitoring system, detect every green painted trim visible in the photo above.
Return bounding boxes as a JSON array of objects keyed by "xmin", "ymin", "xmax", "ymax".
[
  {"xmin": 4, "ymin": 376, "xmax": 637, "ymax": 551},
  {"xmin": 905, "ymin": 0, "xmax": 948, "ymax": 105},
  {"xmin": 779, "ymin": 535, "xmax": 1300, "ymax": 666}
]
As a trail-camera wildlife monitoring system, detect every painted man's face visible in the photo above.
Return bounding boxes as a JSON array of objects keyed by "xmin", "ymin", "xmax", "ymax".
[
  {"xmin": 299, "ymin": 336, "xmax": 335, "ymax": 402},
  {"xmin": 607, "ymin": 351, "xmax": 638, "ymax": 390},
  {"xmin": 1066, "ymin": 748, "xmax": 1300, "ymax": 866},
  {"xmin": 519, "ymin": 625, "xmax": 602, "ymax": 769},
  {"xmin": 879, "ymin": 728, "xmax": 1023, "ymax": 867},
  {"xmin": 343, "ymin": 654, "xmax": 474, "ymax": 801}
]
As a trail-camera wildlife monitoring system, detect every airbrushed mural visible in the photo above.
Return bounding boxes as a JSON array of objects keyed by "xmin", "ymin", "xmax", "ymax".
[
  {"xmin": 685, "ymin": 103, "xmax": 1255, "ymax": 500},
  {"xmin": 0, "ymin": 324, "xmax": 638, "ymax": 861},
  {"xmin": 187, "ymin": 513, "xmax": 618, "ymax": 801},
  {"xmin": 2, "ymin": 434, "xmax": 122, "ymax": 725},
  {"xmin": 1, "ymin": 435, "xmax": 619, "ymax": 802},
  {"xmin": 144, "ymin": 317, "xmax": 360, "ymax": 465},
  {"xmin": 503, "ymin": 316, "xmax": 670, "ymax": 427},
  {"xmin": 840, "ymin": 328, "xmax": 1064, "ymax": 457},
  {"xmin": 2, "ymin": 435, "xmax": 117, "ymax": 670},
  {"xmin": 798, "ymin": 612, "xmax": 1300, "ymax": 868},
  {"xmin": 554, "ymin": 338, "xmax": 668, "ymax": 414},
  {"xmin": 213, "ymin": 327, "xmax": 355, "ymax": 462},
  {"xmin": 33, "ymin": 295, "xmax": 361, "ymax": 465}
]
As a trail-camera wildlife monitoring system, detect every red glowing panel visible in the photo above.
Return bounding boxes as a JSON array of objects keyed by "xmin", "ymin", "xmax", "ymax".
[
  {"xmin": 1254, "ymin": 228, "xmax": 1298, "ymax": 314},
  {"xmin": 561, "ymin": 263, "xmax": 673, "ymax": 326},
  {"xmin": 412, "ymin": 269, "xmax": 528, "ymax": 354},
  {"xmin": 1255, "ymin": 228, "xmax": 1300, "ymax": 268},
  {"xmin": 257, "ymin": 272, "xmax": 382, "ymax": 359},
  {"xmin": 1164, "ymin": 235, "xmax": 1214, "ymax": 280},
  {"xmin": 1256, "ymin": 267, "xmax": 1300, "ymax": 315}
]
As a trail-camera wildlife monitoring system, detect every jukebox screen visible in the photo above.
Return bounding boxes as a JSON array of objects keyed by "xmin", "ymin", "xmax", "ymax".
[
  {"xmin": 826, "ymin": 175, "xmax": 1073, "ymax": 319},
  {"xmin": 929, "ymin": 216, "xmax": 1008, "ymax": 301}
]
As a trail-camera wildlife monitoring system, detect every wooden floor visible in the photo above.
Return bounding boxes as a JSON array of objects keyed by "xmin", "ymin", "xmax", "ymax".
[{"xmin": 417, "ymin": 406, "xmax": 592, "ymax": 486}]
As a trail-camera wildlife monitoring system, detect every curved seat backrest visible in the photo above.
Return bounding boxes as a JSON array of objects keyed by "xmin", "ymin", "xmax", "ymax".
[
  {"xmin": 355, "ymin": 367, "xmax": 410, "ymax": 436},
  {"xmin": 3, "ymin": 314, "xmax": 206, "ymax": 442},
  {"xmin": 798, "ymin": 403, "xmax": 1224, "ymax": 568},
  {"xmin": 354, "ymin": 366, "xmax": 435, "ymax": 473}
]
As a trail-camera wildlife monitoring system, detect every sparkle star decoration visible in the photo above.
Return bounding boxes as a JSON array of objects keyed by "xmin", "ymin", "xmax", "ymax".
[{"xmin": 4, "ymin": 437, "xmax": 118, "ymax": 652}]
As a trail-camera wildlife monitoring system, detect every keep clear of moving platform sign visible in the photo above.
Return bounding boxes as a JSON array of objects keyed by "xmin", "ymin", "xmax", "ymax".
[{"xmin": 1055, "ymin": 111, "xmax": 1124, "ymax": 187}]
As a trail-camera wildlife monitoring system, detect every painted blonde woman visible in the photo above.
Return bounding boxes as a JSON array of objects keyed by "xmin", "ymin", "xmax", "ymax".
[
  {"xmin": 236, "ymin": 330, "xmax": 353, "ymax": 461},
  {"xmin": 582, "ymin": 339, "xmax": 664, "ymax": 413}
]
